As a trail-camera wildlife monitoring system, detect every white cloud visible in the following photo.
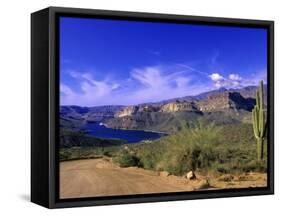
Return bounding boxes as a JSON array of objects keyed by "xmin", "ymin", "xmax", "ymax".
[
  {"xmin": 214, "ymin": 82, "xmax": 224, "ymax": 88},
  {"xmin": 60, "ymin": 83, "xmax": 75, "ymax": 96},
  {"xmin": 209, "ymin": 70, "xmax": 266, "ymax": 89},
  {"xmin": 131, "ymin": 67, "xmax": 164, "ymax": 88},
  {"xmin": 60, "ymin": 66, "xmax": 267, "ymax": 106},
  {"xmin": 127, "ymin": 66, "xmax": 200, "ymax": 104},
  {"xmin": 209, "ymin": 73, "xmax": 224, "ymax": 81},
  {"xmin": 60, "ymin": 71, "xmax": 122, "ymax": 106},
  {"xmin": 232, "ymin": 81, "xmax": 240, "ymax": 87},
  {"xmin": 60, "ymin": 84, "xmax": 78, "ymax": 105},
  {"xmin": 60, "ymin": 66, "xmax": 209, "ymax": 106},
  {"xmin": 209, "ymin": 73, "xmax": 239, "ymax": 89},
  {"xmin": 175, "ymin": 77, "xmax": 190, "ymax": 88},
  {"xmin": 229, "ymin": 73, "xmax": 242, "ymax": 81}
]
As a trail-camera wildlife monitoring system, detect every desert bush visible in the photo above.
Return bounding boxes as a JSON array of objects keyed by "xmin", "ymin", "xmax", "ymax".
[
  {"xmin": 129, "ymin": 122, "xmax": 222, "ymax": 175},
  {"xmin": 215, "ymin": 164, "xmax": 231, "ymax": 174},
  {"xmin": 240, "ymin": 160, "xmax": 267, "ymax": 173},
  {"xmin": 60, "ymin": 128, "xmax": 126, "ymax": 148},
  {"xmin": 60, "ymin": 149, "xmax": 72, "ymax": 161},
  {"xmin": 114, "ymin": 149, "xmax": 140, "ymax": 167},
  {"xmin": 59, "ymin": 146, "xmax": 121, "ymax": 161},
  {"xmin": 102, "ymin": 150, "xmax": 113, "ymax": 157},
  {"xmin": 159, "ymin": 123, "xmax": 221, "ymax": 175},
  {"xmin": 129, "ymin": 122, "xmax": 267, "ymax": 176}
]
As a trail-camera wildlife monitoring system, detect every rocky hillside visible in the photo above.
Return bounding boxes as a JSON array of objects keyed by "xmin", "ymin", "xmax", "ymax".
[
  {"xmin": 115, "ymin": 92, "xmax": 255, "ymax": 117},
  {"xmin": 160, "ymin": 85, "xmax": 267, "ymax": 104},
  {"xmin": 106, "ymin": 91, "xmax": 256, "ymax": 132},
  {"xmin": 197, "ymin": 92, "xmax": 255, "ymax": 112},
  {"xmin": 60, "ymin": 85, "xmax": 265, "ymax": 132},
  {"xmin": 60, "ymin": 105, "xmax": 125, "ymax": 130},
  {"xmin": 60, "ymin": 105, "xmax": 124, "ymax": 121}
]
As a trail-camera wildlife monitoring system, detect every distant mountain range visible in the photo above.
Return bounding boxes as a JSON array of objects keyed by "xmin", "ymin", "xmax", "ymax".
[
  {"xmin": 60, "ymin": 105, "xmax": 125, "ymax": 122},
  {"xmin": 159, "ymin": 85, "xmax": 267, "ymax": 104},
  {"xmin": 60, "ymin": 85, "xmax": 267, "ymax": 132}
]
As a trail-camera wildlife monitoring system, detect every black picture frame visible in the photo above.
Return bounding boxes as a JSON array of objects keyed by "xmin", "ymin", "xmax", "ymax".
[{"xmin": 31, "ymin": 6, "xmax": 274, "ymax": 209}]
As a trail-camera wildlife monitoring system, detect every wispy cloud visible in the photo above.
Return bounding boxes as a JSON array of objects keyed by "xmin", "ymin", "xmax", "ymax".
[
  {"xmin": 211, "ymin": 50, "xmax": 220, "ymax": 66},
  {"xmin": 229, "ymin": 74, "xmax": 242, "ymax": 81},
  {"xmin": 60, "ymin": 65, "xmax": 209, "ymax": 106},
  {"xmin": 60, "ymin": 62, "xmax": 267, "ymax": 106},
  {"xmin": 176, "ymin": 63, "xmax": 209, "ymax": 76},
  {"xmin": 207, "ymin": 50, "xmax": 227, "ymax": 75}
]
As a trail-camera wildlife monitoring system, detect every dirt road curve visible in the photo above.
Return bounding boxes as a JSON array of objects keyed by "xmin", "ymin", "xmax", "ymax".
[
  {"xmin": 60, "ymin": 159, "xmax": 191, "ymax": 198},
  {"xmin": 60, "ymin": 159, "xmax": 267, "ymax": 199}
]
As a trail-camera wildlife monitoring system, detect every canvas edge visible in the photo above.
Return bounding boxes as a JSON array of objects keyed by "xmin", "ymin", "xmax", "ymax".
[
  {"xmin": 31, "ymin": 6, "xmax": 274, "ymax": 209},
  {"xmin": 31, "ymin": 8, "xmax": 51, "ymax": 208}
]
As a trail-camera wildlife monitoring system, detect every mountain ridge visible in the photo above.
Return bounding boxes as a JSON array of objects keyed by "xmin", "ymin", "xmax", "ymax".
[{"xmin": 60, "ymin": 85, "xmax": 266, "ymax": 132}]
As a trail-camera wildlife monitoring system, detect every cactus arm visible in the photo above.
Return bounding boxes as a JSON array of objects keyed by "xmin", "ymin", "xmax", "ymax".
[
  {"xmin": 259, "ymin": 80, "xmax": 264, "ymax": 136},
  {"xmin": 259, "ymin": 109, "xmax": 265, "ymax": 137},
  {"xmin": 255, "ymin": 89, "xmax": 259, "ymax": 109},
  {"xmin": 252, "ymin": 111, "xmax": 258, "ymax": 138},
  {"xmin": 252, "ymin": 107, "xmax": 259, "ymax": 138},
  {"xmin": 259, "ymin": 80, "xmax": 264, "ymax": 111},
  {"xmin": 252, "ymin": 80, "xmax": 266, "ymax": 161},
  {"xmin": 254, "ymin": 105, "xmax": 259, "ymax": 135},
  {"xmin": 260, "ymin": 117, "xmax": 267, "ymax": 138}
]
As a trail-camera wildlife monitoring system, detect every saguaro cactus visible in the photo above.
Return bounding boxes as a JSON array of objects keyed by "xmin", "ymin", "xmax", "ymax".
[{"xmin": 252, "ymin": 80, "xmax": 267, "ymax": 161}]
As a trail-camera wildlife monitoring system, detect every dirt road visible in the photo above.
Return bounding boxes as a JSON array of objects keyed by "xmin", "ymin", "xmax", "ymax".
[
  {"xmin": 60, "ymin": 158, "xmax": 191, "ymax": 198},
  {"xmin": 60, "ymin": 158, "xmax": 267, "ymax": 199}
]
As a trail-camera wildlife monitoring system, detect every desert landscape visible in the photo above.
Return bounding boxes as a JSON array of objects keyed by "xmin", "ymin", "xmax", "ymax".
[
  {"xmin": 59, "ymin": 82, "xmax": 268, "ymax": 199},
  {"xmin": 59, "ymin": 17, "xmax": 268, "ymax": 199}
]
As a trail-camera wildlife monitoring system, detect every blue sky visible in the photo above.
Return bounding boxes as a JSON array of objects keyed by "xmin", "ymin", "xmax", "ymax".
[{"xmin": 60, "ymin": 17, "xmax": 267, "ymax": 106}]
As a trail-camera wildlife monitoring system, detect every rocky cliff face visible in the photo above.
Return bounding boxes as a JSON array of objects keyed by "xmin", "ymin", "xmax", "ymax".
[
  {"xmin": 116, "ymin": 104, "xmax": 161, "ymax": 117},
  {"xmin": 197, "ymin": 92, "xmax": 255, "ymax": 112},
  {"xmin": 116, "ymin": 102, "xmax": 196, "ymax": 117},
  {"xmin": 115, "ymin": 91, "xmax": 255, "ymax": 118},
  {"xmin": 115, "ymin": 106, "xmax": 138, "ymax": 117},
  {"xmin": 105, "ymin": 91, "xmax": 256, "ymax": 132},
  {"xmin": 160, "ymin": 101, "xmax": 198, "ymax": 112}
]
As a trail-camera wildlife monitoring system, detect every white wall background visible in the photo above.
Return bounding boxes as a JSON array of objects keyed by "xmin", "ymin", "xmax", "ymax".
[{"xmin": 0, "ymin": 0, "xmax": 279, "ymax": 214}]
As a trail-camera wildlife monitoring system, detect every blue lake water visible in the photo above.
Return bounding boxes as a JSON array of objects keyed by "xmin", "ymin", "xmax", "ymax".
[{"xmin": 82, "ymin": 123, "xmax": 165, "ymax": 144}]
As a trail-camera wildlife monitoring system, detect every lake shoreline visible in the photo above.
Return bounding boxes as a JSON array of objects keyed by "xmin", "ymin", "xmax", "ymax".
[
  {"xmin": 104, "ymin": 125, "xmax": 168, "ymax": 134},
  {"xmin": 82, "ymin": 121, "xmax": 166, "ymax": 143}
]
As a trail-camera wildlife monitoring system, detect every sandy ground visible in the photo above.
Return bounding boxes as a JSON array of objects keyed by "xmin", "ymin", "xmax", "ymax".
[{"xmin": 60, "ymin": 158, "xmax": 267, "ymax": 199}]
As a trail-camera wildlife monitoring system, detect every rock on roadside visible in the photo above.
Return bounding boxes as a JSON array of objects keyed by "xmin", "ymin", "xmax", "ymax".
[{"xmin": 186, "ymin": 171, "xmax": 196, "ymax": 180}]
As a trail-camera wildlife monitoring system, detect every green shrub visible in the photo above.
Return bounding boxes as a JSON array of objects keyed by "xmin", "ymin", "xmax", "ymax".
[
  {"xmin": 60, "ymin": 149, "xmax": 72, "ymax": 161},
  {"xmin": 129, "ymin": 122, "xmax": 267, "ymax": 176},
  {"xmin": 130, "ymin": 122, "xmax": 223, "ymax": 175},
  {"xmin": 214, "ymin": 163, "xmax": 231, "ymax": 174},
  {"xmin": 114, "ymin": 149, "xmax": 140, "ymax": 167},
  {"xmin": 59, "ymin": 146, "xmax": 121, "ymax": 161},
  {"xmin": 240, "ymin": 160, "xmax": 267, "ymax": 173},
  {"xmin": 159, "ymin": 124, "xmax": 221, "ymax": 175},
  {"xmin": 102, "ymin": 150, "xmax": 113, "ymax": 157}
]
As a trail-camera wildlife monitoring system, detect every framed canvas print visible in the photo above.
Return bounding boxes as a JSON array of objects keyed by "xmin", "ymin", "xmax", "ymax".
[{"xmin": 31, "ymin": 7, "xmax": 274, "ymax": 208}]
